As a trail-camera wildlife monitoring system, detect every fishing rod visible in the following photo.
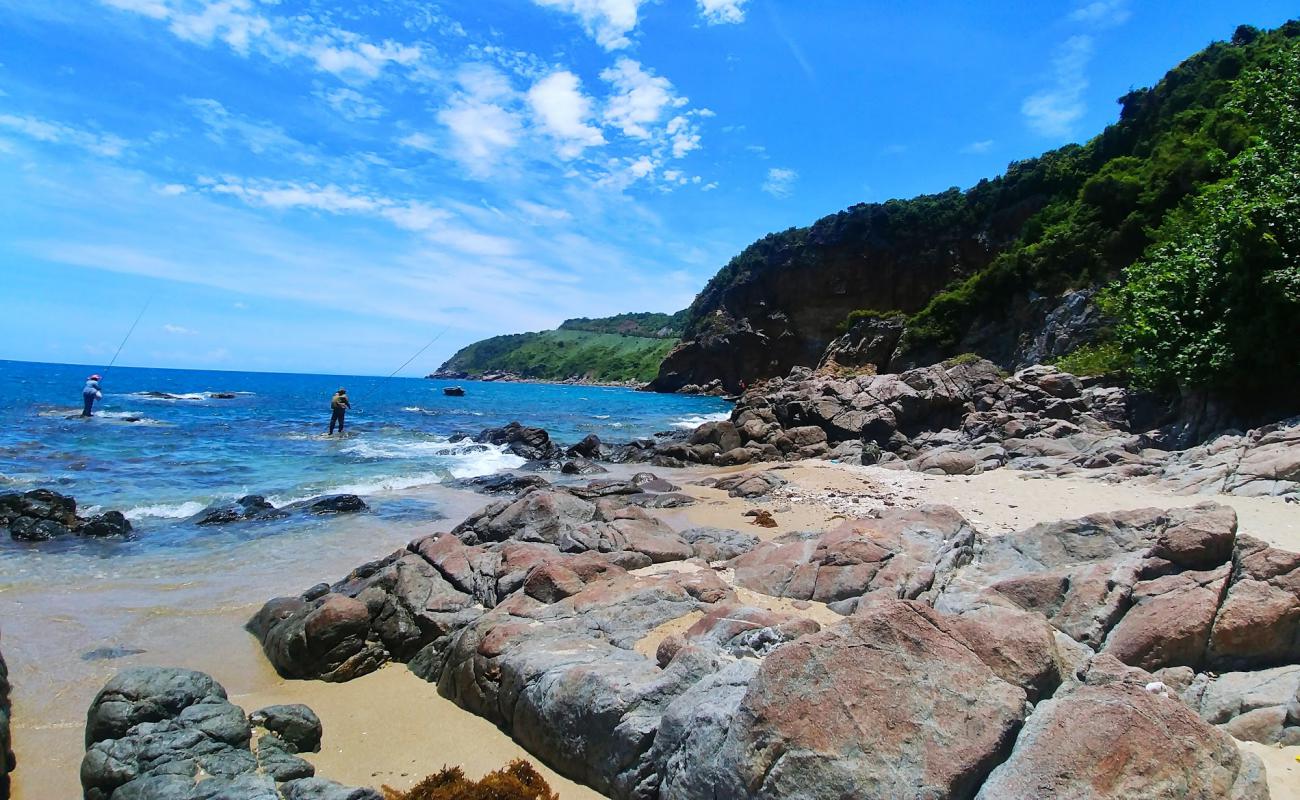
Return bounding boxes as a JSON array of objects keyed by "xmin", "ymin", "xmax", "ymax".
[
  {"xmin": 351, "ymin": 325, "xmax": 452, "ymax": 409},
  {"xmin": 103, "ymin": 299, "xmax": 152, "ymax": 377}
]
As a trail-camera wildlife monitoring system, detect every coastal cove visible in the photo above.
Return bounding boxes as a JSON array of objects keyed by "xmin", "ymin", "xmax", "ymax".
[{"xmin": 4, "ymin": 10, "xmax": 1300, "ymax": 800}]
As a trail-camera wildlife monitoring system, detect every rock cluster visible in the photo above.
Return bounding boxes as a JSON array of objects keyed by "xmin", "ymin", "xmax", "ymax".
[
  {"xmin": 250, "ymin": 478, "xmax": 1285, "ymax": 799},
  {"xmin": 1, "ymin": 489, "xmax": 132, "ymax": 541},
  {"xmin": 80, "ymin": 666, "xmax": 375, "ymax": 800},
  {"xmin": 191, "ymin": 494, "xmax": 368, "ymax": 526},
  {"xmin": 653, "ymin": 357, "xmax": 1300, "ymax": 500},
  {"xmin": 471, "ymin": 422, "xmax": 564, "ymax": 462}
]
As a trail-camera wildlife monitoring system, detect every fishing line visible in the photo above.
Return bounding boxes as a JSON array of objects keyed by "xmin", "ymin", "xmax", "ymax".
[
  {"xmin": 104, "ymin": 299, "xmax": 152, "ymax": 376},
  {"xmin": 351, "ymin": 326, "xmax": 452, "ymax": 413}
]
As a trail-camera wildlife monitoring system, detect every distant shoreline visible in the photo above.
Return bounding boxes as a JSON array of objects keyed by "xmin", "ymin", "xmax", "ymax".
[{"xmin": 426, "ymin": 372, "xmax": 649, "ymax": 390}]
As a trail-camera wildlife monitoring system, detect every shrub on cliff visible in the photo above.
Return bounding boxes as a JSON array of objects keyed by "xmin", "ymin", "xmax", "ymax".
[
  {"xmin": 381, "ymin": 760, "xmax": 559, "ymax": 800},
  {"xmin": 1107, "ymin": 34, "xmax": 1300, "ymax": 402}
]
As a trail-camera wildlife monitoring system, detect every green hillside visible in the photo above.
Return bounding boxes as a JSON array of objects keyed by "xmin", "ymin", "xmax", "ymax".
[{"xmin": 436, "ymin": 326, "xmax": 681, "ymax": 384}]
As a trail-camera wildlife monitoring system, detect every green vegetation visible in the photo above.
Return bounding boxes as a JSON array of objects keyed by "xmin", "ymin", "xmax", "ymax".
[
  {"xmin": 902, "ymin": 24, "xmax": 1300, "ymax": 359},
  {"xmin": 1051, "ymin": 342, "xmax": 1132, "ymax": 378},
  {"xmin": 1106, "ymin": 33, "xmax": 1300, "ymax": 398},
  {"xmin": 438, "ymin": 326, "xmax": 679, "ymax": 384},
  {"xmin": 558, "ymin": 310, "xmax": 687, "ymax": 338},
  {"xmin": 835, "ymin": 308, "xmax": 907, "ymax": 335}
]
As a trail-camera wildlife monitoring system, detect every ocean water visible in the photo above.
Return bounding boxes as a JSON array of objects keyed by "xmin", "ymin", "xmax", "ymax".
[{"xmin": 0, "ymin": 359, "xmax": 729, "ymax": 547}]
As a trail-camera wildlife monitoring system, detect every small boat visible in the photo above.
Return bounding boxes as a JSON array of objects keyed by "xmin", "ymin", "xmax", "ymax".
[{"xmin": 443, "ymin": 386, "xmax": 466, "ymax": 397}]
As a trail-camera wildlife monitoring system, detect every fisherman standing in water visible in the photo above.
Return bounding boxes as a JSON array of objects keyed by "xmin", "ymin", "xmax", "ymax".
[
  {"xmin": 328, "ymin": 388, "xmax": 351, "ymax": 435},
  {"xmin": 81, "ymin": 374, "xmax": 103, "ymax": 417}
]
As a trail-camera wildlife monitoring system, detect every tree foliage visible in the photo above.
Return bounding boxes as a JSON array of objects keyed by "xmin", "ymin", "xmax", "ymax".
[{"xmin": 1107, "ymin": 33, "xmax": 1300, "ymax": 399}]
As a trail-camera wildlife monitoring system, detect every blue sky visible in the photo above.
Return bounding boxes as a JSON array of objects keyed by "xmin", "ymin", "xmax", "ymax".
[{"xmin": 0, "ymin": 0, "xmax": 1293, "ymax": 376}]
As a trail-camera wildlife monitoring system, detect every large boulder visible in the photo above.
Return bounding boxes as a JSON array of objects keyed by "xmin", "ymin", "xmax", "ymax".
[
  {"xmin": 1207, "ymin": 534, "xmax": 1300, "ymax": 670},
  {"xmin": 655, "ymin": 600, "xmax": 1028, "ymax": 799},
  {"xmin": 438, "ymin": 570, "xmax": 734, "ymax": 798},
  {"xmin": 728, "ymin": 504, "xmax": 975, "ymax": 605},
  {"xmin": 976, "ymin": 681, "xmax": 1268, "ymax": 799},
  {"xmin": 935, "ymin": 504, "xmax": 1239, "ymax": 657},
  {"xmin": 474, "ymin": 422, "xmax": 563, "ymax": 461},
  {"xmin": 1182, "ymin": 665, "xmax": 1300, "ymax": 745}
]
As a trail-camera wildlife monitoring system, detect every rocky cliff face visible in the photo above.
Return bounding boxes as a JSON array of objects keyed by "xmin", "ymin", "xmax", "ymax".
[{"xmin": 649, "ymin": 193, "xmax": 1047, "ymax": 393}]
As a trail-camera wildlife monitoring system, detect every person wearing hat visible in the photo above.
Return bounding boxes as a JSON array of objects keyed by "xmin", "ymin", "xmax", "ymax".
[
  {"xmin": 328, "ymin": 388, "xmax": 351, "ymax": 435},
  {"xmin": 81, "ymin": 374, "xmax": 103, "ymax": 417}
]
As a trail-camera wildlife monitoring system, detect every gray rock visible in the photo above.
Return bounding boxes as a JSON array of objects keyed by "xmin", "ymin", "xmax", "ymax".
[
  {"xmin": 255, "ymin": 732, "xmax": 315, "ymax": 781},
  {"xmin": 976, "ymin": 682, "xmax": 1268, "ymax": 799},
  {"xmin": 249, "ymin": 704, "xmax": 322, "ymax": 753},
  {"xmin": 680, "ymin": 527, "xmax": 759, "ymax": 562},
  {"xmin": 80, "ymin": 667, "xmax": 368, "ymax": 800}
]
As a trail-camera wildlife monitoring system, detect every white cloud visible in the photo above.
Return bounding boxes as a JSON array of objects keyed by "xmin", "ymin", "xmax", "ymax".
[
  {"xmin": 99, "ymin": 0, "xmax": 425, "ymax": 82},
  {"xmin": 186, "ymin": 98, "xmax": 302, "ymax": 155},
  {"xmin": 1022, "ymin": 35, "xmax": 1093, "ymax": 138},
  {"xmin": 601, "ymin": 58, "xmax": 687, "ymax": 140},
  {"xmin": 961, "ymin": 139, "xmax": 994, "ymax": 154},
  {"xmin": 1068, "ymin": 0, "xmax": 1131, "ymax": 27},
  {"xmin": 207, "ymin": 179, "xmax": 384, "ymax": 214},
  {"xmin": 162, "ymin": 323, "xmax": 197, "ymax": 335},
  {"xmin": 516, "ymin": 200, "xmax": 573, "ymax": 223},
  {"xmin": 698, "ymin": 0, "xmax": 750, "ymax": 25},
  {"xmin": 398, "ymin": 132, "xmax": 437, "ymax": 151},
  {"xmin": 531, "ymin": 0, "xmax": 647, "ymax": 51},
  {"xmin": 666, "ymin": 115, "xmax": 700, "ymax": 158},
  {"xmin": 308, "ymin": 40, "xmax": 421, "ymax": 80},
  {"xmin": 438, "ymin": 97, "xmax": 522, "ymax": 176},
  {"xmin": 197, "ymin": 177, "xmax": 524, "ymax": 259},
  {"xmin": 762, "ymin": 167, "xmax": 798, "ymax": 198},
  {"xmin": 527, "ymin": 71, "xmax": 605, "ymax": 159},
  {"xmin": 157, "ymin": 183, "xmax": 188, "ymax": 195},
  {"xmin": 319, "ymin": 87, "xmax": 385, "ymax": 121},
  {"xmin": 629, "ymin": 156, "xmax": 655, "ymax": 178},
  {"xmin": 0, "ymin": 113, "xmax": 130, "ymax": 157}
]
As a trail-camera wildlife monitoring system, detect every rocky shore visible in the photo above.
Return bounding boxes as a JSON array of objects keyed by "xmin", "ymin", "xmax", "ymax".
[
  {"xmin": 629, "ymin": 357, "xmax": 1300, "ymax": 502},
  {"xmin": 246, "ymin": 463, "xmax": 1299, "ymax": 798},
  {"xmin": 428, "ymin": 370, "xmax": 644, "ymax": 389}
]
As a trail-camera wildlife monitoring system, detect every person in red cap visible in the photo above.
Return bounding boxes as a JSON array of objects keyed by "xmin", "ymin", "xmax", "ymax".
[{"xmin": 81, "ymin": 374, "xmax": 103, "ymax": 417}]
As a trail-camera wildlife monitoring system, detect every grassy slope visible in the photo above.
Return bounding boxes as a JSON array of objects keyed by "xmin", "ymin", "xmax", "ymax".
[{"xmin": 438, "ymin": 329, "xmax": 680, "ymax": 384}]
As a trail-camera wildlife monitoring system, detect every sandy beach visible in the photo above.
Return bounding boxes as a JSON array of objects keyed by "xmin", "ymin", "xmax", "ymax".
[{"xmin": 6, "ymin": 461, "xmax": 1300, "ymax": 798}]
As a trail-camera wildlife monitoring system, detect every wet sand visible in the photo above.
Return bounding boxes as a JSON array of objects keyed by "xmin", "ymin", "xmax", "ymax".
[{"xmin": 6, "ymin": 462, "xmax": 1300, "ymax": 798}]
